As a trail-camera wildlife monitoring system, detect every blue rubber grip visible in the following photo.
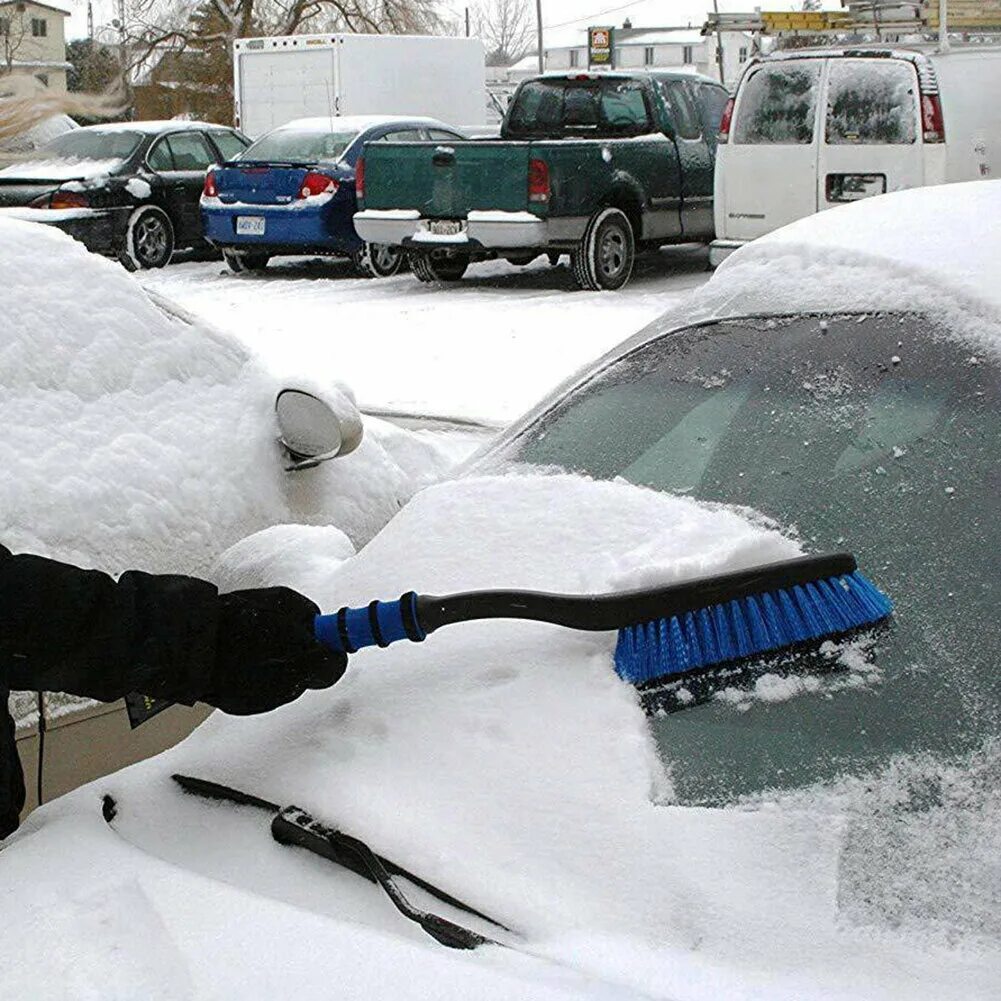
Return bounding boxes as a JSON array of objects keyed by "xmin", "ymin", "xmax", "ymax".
[{"xmin": 314, "ymin": 593, "xmax": 424, "ymax": 655}]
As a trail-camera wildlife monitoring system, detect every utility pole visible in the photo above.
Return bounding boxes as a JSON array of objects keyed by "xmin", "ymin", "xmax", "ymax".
[
  {"xmin": 465, "ymin": 6, "xmax": 470, "ymax": 38},
  {"xmin": 711, "ymin": 0, "xmax": 725, "ymax": 84},
  {"xmin": 938, "ymin": 0, "xmax": 950, "ymax": 51},
  {"xmin": 535, "ymin": 0, "xmax": 544, "ymax": 73},
  {"xmin": 87, "ymin": 0, "xmax": 93, "ymax": 41}
]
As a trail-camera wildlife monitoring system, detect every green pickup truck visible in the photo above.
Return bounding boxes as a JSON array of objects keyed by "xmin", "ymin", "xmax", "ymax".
[{"xmin": 354, "ymin": 71, "xmax": 729, "ymax": 290}]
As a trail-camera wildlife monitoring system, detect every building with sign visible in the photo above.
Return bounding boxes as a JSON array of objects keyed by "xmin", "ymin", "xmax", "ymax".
[{"xmin": 543, "ymin": 24, "xmax": 755, "ymax": 85}]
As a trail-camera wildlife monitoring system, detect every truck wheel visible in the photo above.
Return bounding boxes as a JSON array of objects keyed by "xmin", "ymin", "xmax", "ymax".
[
  {"xmin": 572, "ymin": 207, "xmax": 635, "ymax": 291},
  {"xmin": 118, "ymin": 206, "xmax": 174, "ymax": 271},
  {"xmin": 410, "ymin": 251, "xmax": 469, "ymax": 283},
  {"xmin": 353, "ymin": 243, "xmax": 404, "ymax": 278},
  {"xmin": 223, "ymin": 250, "xmax": 270, "ymax": 274}
]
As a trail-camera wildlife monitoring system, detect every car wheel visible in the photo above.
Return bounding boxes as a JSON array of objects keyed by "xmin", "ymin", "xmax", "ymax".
[
  {"xmin": 119, "ymin": 206, "xmax": 175, "ymax": 271},
  {"xmin": 223, "ymin": 250, "xmax": 270, "ymax": 274},
  {"xmin": 353, "ymin": 242, "xmax": 404, "ymax": 278},
  {"xmin": 409, "ymin": 251, "xmax": 469, "ymax": 283},
  {"xmin": 572, "ymin": 207, "xmax": 635, "ymax": 291}
]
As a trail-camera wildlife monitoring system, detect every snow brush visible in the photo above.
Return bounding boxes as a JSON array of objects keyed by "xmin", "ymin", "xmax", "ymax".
[{"xmin": 314, "ymin": 552, "xmax": 893, "ymax": 687}]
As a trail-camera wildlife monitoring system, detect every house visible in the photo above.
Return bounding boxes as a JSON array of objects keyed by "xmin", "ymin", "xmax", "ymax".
[
  {"xmin": 543, "ymin": 25, "xmax": 756, "ymax": 86},
  {"xmin": 0, "ymin": 0, "xmax": 71, "ymax": 92}
]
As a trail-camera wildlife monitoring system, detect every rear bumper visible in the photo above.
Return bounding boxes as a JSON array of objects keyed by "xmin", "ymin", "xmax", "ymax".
[
  {"xmin": 0, "ymin": 206, "xmax": 124, "ymax": 255},
  {"xmin": 355, "ymin": 210, "xmax": 553, "ymax": 251},
  {"xmin": 201, "ymin": 198, "xmax": 359, "ymax": 253},
  {"xmin": 708, "ymin": 239, "xmax": 746, "ymax": 268}
]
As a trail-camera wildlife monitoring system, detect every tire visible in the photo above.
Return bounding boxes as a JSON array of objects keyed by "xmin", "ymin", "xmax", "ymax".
[
  {"xmin": 571, "ymin": 207, "xmax": 635, "ymax": 291},
  {"xmin": 119, "ymin": 206, "xmax": 174, "ymax": 271},
  {"xmin": 409, "ymin": 251, "xmax": 469, "ymax": 284},
  {"xmin": 223, "ymin": 250, "xmax": 270, "ymax": 274},
  {"xmin": 353, "ymin": 242, "xmax": 404, "ymax": 278}
]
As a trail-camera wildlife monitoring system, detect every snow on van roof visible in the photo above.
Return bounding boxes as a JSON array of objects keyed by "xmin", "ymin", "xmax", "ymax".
[
  {"xmin": 631, "ymin": 181, "xmax": 1001, "ymax": 362},
  {"xmin": 273, "ymin": 115, "xmax": 444, "ymax": 133}
]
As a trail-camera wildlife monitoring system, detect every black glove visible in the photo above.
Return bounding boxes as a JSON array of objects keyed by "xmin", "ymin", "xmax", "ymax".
[{"xmin": 203, "ymin": 587, "xmax": 348, "ymax": 715}]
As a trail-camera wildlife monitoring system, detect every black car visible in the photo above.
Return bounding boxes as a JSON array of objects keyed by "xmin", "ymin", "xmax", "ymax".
[{"xmin": 0, "ymin": 121, "xmax": 249, "ymax": 269}]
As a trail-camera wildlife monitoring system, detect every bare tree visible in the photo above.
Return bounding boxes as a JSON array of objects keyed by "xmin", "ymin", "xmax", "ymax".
[
  {"xmin": 473, "ymin": 0, "xmax": 533, "ymax": 67},
  {"xmin": 1, "ymin": 3, "xmax": 31, "ymax": 78},
  {"xmin": 124, "ymin": 0, "xmax": 444, "ymax": 66}
]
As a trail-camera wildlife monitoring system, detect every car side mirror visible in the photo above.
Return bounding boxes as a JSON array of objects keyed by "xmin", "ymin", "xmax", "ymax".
[{"xmin": 275, "ymin": 388, "xmax": 363, "ymax": 471}]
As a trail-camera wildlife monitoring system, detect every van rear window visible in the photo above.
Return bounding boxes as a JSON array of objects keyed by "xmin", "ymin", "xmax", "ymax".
[
  {"xmin": 733, "ymin": 62, "xmax": 821, "ymax": 144},
  {"xmin": 826, "ymin": 60, "xmax": 917, "ymax": 145}
]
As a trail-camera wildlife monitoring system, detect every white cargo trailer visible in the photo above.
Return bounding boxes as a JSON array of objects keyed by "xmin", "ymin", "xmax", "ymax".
[{"xmin": 233, "ymin": 34, "xmax": 487, "ymax": 138}]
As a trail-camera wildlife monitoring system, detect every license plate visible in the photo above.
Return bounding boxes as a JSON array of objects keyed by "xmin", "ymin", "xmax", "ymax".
[
  {"xmin": 826, "ymin": 174, "xmax": 886, "ymax": 203},
  {"xmin": 236, "ymin": 216, "xmax": 266, "ymax": 236},
  {"xmin": 429, "ymin": 219, "xmax": 463, "ymax": 236}
]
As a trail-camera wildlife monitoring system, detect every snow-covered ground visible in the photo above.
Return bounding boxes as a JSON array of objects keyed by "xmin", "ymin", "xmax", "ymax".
[{"xmin": 137, "ymin": 248, "xmax": 712, "ymax": 424}]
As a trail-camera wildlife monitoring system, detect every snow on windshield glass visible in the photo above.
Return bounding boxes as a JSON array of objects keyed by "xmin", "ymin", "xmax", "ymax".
[
  {"xmin": 0, "ymin": 129, "xmax": 139, "ymax": 178},
  {"xmin": 734, "ymin": 61, "xmax": 821, "ymax": 144},
  {"xmin": 826, "ymin": 60, "xmax": 917, "ymax": 145},
  {"xmin": 487, "ymin": 314, "xmax": 1000, "ymax": 823}
]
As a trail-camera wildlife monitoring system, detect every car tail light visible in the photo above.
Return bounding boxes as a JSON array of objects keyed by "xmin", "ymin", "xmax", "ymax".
[
  {"xmin": 355, "ymin": 156, "xmax": 365, "ymax": 199},
  {"xmin": 528, "ymin": 158, "xmax": 550, "ymax": 204},
  {"xmin": 44, "ymin": 189, "xmax": 89, "ymax": 210},
  {"xmin": 920, "ymin": 93, "xmax": 945, "ymax": 143},
  {"xmin": 203, "ymin": 169, "xmax": 218, "ymax": 198},
  {"xmin": 717, "ymin": 97, "xmax": 735, "ymax": 143},
  {"xmin": 299, "ymin": 171, "xmax": 338, "ymax": 199}
]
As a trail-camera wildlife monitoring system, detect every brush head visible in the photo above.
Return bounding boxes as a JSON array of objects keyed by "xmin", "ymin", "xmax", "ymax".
[{"xmin": 614, "ymin": 569, "xmax": 893, "ymax": 687}]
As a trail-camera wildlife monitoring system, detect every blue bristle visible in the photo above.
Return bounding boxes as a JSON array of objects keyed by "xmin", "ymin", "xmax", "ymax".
[
  {"xmin": 729, "ymin": 599, "xmax": 753, "ymax": 659},
  {"xmin": 613, "ymin": 570, "xmax": 892, "ymax": 685}
]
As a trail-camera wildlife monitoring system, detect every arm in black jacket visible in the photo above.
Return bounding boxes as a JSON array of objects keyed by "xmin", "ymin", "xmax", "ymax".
[{"xmin": 0, "ymin": 545, "xmax": 346, "ymax": 715}]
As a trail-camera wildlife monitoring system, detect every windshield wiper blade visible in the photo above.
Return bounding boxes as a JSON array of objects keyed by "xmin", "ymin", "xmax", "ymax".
[{"xmin": 170, "ymin": 773, "xmax": 511, "ymax": 950}]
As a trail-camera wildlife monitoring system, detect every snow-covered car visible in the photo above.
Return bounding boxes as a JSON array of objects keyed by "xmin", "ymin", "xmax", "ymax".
[
  {"xmin": 0, "ymin": 121, "xmax": 250, "ymax": 269},
  {"xmin": 2, "ymin": 183, "xmax": 999, "ymax": 999},
  {"xmin": 0, "ymin": 215, "xmax": 465, "ymax": 730}
]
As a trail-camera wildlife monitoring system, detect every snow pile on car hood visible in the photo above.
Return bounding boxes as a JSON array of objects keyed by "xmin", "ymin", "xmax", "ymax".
[{"xmin": 0, "ymin": 216, "xmax": 460, "ymax": 576}]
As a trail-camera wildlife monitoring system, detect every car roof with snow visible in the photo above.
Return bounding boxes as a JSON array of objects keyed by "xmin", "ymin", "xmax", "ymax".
[
  {"xmin": 272, "ymin": 115, "xmax": 449, "ymax": 133},
  {"xmin": 79, "ymin": 119, "xmax": 234, "ymax": 134}
]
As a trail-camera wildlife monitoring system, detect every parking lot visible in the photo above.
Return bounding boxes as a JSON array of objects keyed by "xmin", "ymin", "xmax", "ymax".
[{"xmin": 139, "ymin": 246, "xmax": 713, "ymax": 424}]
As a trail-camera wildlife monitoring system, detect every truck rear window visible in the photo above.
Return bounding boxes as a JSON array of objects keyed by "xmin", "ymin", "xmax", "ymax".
[
  {"xmin": 733, "ymin": 62, "xmax": 821, "ymax": 145},
  {"xmin": 507, "ymin": 78, "xmax": 653, "ymax": 136},
  {"xmin": 825, "ymin": 60, "xmax": 918, "ymax": 145}
]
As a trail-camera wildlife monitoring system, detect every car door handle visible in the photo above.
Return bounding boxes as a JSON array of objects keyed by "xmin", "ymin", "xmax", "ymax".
[{"xmin": 432, "ymin": 150, "xmax": 455, "ymax": 167}]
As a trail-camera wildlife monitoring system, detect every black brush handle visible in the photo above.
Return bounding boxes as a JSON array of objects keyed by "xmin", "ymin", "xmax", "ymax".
[{"xmin": 315, "ymin": 552, "xmax": 856, "ymax": 655}]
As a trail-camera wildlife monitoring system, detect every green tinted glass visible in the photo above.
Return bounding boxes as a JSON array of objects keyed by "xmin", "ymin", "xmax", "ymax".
[{"xmin": 499, "ymin": 315, "xmax": 1001, "ymax": 803}]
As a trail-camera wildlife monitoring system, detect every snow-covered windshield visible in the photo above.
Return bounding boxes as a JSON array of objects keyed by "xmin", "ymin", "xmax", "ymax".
[
  {"xmin": 734, "ymin": 61, "xmax": 821, "ymax": 144},
  {"xmin": 484, "ymin": 314, "xmax": 1001, "ymax": 804},
  {"xmin": 241, "ymin": 129, "xmax": 358, "ymax": 163},
  {"xmin": 42, "ymin": 129, "xmax": 142, "ymax": 161}
]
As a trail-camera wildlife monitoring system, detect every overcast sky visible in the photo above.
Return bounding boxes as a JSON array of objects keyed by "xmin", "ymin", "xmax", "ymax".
[{"xmin": 66, "ymin": 0, "xmax": 835, "ymax": 44}]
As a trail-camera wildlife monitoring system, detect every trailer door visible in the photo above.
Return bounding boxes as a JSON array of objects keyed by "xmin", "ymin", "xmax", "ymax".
[
  {"xmin": 818, "ymin": 58, "xmax": 924, "ymax": 212},
  {"xmin": 240, "ymin": 47, "xmax": 337, "ymax": 138},
  {"xmin": 722, "ymin": 59, "xmax": 823, "ymax": 241}
]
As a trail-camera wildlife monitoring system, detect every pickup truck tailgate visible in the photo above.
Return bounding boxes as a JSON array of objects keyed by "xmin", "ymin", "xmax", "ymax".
[{"xmin": 362, "ymin": 141, "xmax": 532, "ymax": 217}]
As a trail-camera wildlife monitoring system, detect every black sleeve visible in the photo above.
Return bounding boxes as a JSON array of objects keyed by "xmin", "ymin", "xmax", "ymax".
[{"xmin": 0, "ymin": 545, "xmax": 336, "ymax": 710}]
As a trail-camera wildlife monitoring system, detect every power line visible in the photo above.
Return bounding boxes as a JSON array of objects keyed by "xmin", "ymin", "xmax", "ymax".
[{"xmin": 544, "ymin": 0, "xmax": 650, "ymax": 31}]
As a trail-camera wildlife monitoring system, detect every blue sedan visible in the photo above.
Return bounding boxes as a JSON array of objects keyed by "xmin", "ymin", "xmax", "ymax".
[{"xmin": 200, "ymin": 116, "xmax": 465, "ymax": 277}]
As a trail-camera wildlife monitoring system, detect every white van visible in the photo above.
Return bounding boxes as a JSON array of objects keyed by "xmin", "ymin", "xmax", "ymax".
[{"xmin": 710, "ymin": 45, "xmax": 1001, "ymax": 265}]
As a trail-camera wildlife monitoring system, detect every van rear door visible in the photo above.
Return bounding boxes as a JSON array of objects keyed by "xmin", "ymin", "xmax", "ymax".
[
  {"xmin": 818, "ymin": 57, "xmax": 924, "ymax": 212},
  {"xmin": 720, "ymin": 59, "xmax": 824, "ymax": 240}
]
